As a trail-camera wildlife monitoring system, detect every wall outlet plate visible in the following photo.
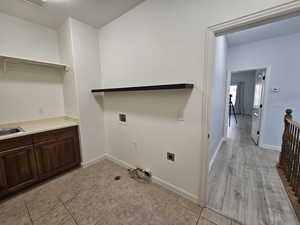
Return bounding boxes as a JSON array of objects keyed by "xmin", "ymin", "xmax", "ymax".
[{"xmin": 119, "ymin": 113, "xmax": 127, "ymax": 124}]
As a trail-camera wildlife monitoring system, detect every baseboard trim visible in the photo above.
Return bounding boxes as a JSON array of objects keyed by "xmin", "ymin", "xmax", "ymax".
[
  {"xmin": 152, "ymin": 175, "xmax": 198, "ymax": 203},
  {"xmin": 261, "ymin": 144, "xmax": 281, "ymax": 151},
  {"xmin": 81, "ymin": 154, "xmax": 106, "ymax": 168},
  {"xmin": 209, "ymin": 137, "xmax": 225, "ymax": 171},
  {"xmin": 104, "ymin": 153, "xmax": 132, "ymax": 169},
  {"xmin": 104, "ymin": 153, "xmax": 199, "ymax": 203}
]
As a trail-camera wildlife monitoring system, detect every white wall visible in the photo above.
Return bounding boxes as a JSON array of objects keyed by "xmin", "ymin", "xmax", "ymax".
[
  {"xmin": 0, "ymin": 12, "xmax": 60, "ymax": 63},
  {"xmin": 228, "ymin": 32, "xmax": 300, "ymax": 149},
  {"xmin": 209, "ymin": 36, "xmax": 227, "ymax": 165},
  {"xmin": 99, "ymin": 0, "xmax": 292, "ymax": 202},
  {"xmin": 58, "ymin": 20, "xmax": 80, "ymax": 119},
  {"xmin": 0, "ymin": 12, "xmax": 64, "ymax": 124},
  {"xmin": 0, "ymin": 63, "xmax": 65, "ymax": 124},
  {"xmin": 69, "ymin": 18, "xmax": 105, "ymax": 164},
  {"xmin": 231, "ymin": 71, "xmax": 256, "ymax": 115}
]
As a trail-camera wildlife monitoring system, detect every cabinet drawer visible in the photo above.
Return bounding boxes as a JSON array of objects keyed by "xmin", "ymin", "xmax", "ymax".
[
  {"xmin": 33, "ymin": 126, "xmax": 77, "ymax": 144},
  {"xmin": 0, "ymin": 136, "xmax": 32, "ymax": 152},
  {"xmin": 55, "ymin": 127, "xmax": 76, "ymax": 141},
  {"xmin": 33, "ymin": 130, "xmax": 56, "ymax": 144}
]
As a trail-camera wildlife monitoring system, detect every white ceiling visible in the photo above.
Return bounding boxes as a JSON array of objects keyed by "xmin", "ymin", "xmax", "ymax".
[
  {"xmin": 226, "ymin": 15, "xmax": 300, "ymax": 47},
  {"xmin": 0, "ymin": 0, "xmax": 145, "ymax": 29}
]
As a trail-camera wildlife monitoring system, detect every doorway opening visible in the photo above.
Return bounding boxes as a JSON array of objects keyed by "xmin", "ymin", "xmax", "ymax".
[
  {"xmin": 207, "ymin": 12, "xmax": 300, "ymax": 225},
  {"xmin": 225, "ymin": 68, "xmax": 267, "ymax": 146}
]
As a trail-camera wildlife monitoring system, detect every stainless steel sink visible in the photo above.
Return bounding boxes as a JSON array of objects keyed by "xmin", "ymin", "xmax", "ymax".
[{"xmin": 0, "ymin": 127, "xmax": 24, "ymax": 136}]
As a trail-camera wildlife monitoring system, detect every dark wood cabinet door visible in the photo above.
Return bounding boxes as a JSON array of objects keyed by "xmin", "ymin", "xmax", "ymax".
[
  {"xmin": 0, "ymin": 146, "xmax": 38, "ymax": 193},
  {"xmin": 0, "ymin": 160, "xmax": 8, "ymax": 197},
  {"xmin": 35, "ymin": 136, "xmax": 80, "ymax": 179}
]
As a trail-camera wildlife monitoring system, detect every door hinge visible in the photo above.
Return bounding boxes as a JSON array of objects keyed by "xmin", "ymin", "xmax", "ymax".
[
  {"xmin": 208, "ymin": 134, "xmax": 210, "ymax": 139},
  {"xmin": 257, "ymin": 131, "xmax": 260, "ymax": 135}
]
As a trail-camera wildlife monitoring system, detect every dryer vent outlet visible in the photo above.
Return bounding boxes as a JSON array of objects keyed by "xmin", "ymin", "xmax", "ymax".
[{"xmin": 167, "ymin": 152, "xmax": 175, "ymax": 162}]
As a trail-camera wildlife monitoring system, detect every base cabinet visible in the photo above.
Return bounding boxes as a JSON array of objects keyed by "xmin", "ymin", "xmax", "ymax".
[
  {"xmin": 0, "ymin": 146, "xmax": 38, "ymax": 194},
  {"xmin": 34, "ymin": 127, "xmax": 80, "ymax": 180},
  {"xmin": 0, "ymin": 169, "xmax": 6, "ymax": 198},
  {"xmin": 0, "ymin": 126, "xmax": 80, "ymax": 199},
  {"xmin": 0, "ymin": 161, "xmax": 6, "ymax": 196}
]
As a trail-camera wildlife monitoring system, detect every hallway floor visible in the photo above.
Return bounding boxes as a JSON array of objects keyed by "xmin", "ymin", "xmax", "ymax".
[
  {"xmin": 0, "ymin": 158, "xmax": 240, "ymax": 225},
  {"xmin": 208, "ymin": 115, "xmax": 299, "ymax": 225}
]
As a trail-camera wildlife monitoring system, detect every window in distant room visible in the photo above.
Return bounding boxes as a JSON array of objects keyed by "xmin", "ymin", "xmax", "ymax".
[{"xmin": 229, "ymin": 85, "xmax": 237, "ymax": 105}]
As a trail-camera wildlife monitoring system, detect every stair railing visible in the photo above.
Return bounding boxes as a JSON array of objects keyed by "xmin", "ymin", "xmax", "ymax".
[{"xmin": 278, "ymin": 109, "xmax": 300, "ymax": 199}]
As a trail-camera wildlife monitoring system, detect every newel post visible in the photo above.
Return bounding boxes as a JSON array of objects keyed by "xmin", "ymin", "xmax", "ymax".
[
  {"xmin": 279, "ymin": 109, "xmax": 293, "ymax": 169},
  {"xmin": 278, "ymin": 109, "xmax": 293, "ymax": 169},
  {"xmin": 285, "ymin": 109, "xmax": 293, "ymax": 122}
]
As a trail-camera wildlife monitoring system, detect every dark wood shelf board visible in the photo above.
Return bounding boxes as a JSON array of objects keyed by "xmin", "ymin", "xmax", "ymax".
[{"xmin": 91, "ymin": 83, "xmax": 194, "ymax": 93}]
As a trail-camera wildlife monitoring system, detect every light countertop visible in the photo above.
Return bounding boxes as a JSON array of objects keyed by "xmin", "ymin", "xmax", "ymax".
[{"xmin": 0, "ymin": 117, "xmax": 79, "ymax": 141}]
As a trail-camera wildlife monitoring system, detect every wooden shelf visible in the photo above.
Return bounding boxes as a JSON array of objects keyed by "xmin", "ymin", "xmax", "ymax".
[
  {"xmin": 91, "ymin": 83, "xmax": 194, "ymax": 93},
  {"xmin": 0, "ymin": 55, "xmax": 68, "ymax": 72}
]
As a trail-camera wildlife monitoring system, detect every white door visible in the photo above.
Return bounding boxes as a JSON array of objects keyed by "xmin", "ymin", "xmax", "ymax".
[{"xmin": 251, "ymin": 69, "xmax": 266, "ymax": 145}]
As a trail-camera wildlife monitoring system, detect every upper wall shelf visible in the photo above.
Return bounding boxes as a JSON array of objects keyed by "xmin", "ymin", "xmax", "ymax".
[
  {"xmin": 91, "ymin": 83, "xmax": 194, "ymax": 93},
  {"xmin": 0, "ymin": 55, "xmax": 69, "ymax": 72}
]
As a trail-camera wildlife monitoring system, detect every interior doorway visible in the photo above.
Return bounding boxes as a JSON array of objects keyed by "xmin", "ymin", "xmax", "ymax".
[
  {"xmin": 206, "ymin": 11, "xmax": 300, "ymax": 225},
  {"xmin": 224, "ymin": 68, "xmax": 268, "ymax": 146}
]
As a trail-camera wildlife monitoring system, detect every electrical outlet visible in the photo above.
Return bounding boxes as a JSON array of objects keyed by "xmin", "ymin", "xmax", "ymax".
[
  {"xmin": 119, "ymin": 113, "xmax": 127, "ymax": 124},
  {"xmin": 167, "ymin": 152, "xmax": 175, "ymax": 162}
]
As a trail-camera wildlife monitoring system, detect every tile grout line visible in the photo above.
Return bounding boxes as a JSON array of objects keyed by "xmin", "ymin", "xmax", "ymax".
[
  {"xmin": 24, "ymin": 200, "xmax": 35, "ymax": 225},
  {"xmin": 27, "ymin": 195, "xmax": 64, "ymax": 222},
  {"xmin": 178, "ymin": 203, "xmax": 203, "ymax": 220},
  {"xmin": 59, "ymin": 198, "xmax": 80, "ymax": 225},
  {"xmin": 202, "ymin": 207, "xmax": 242, "ymax": 225},
  {"xmin": 199, "ymin": 207, "xmax": 220, "ymax": 225},
  {"xmin": 200, "ymin": 217, "xmax": 219, "ymax": 225},
  {"xmin": 199, "ymin": 206, "xmax": 204, "ymax": 216},
  {"xmin": 196, "ymin": 207, "xmax": 205, "ymax": 224},
  {"xmin": 195, "ymin": 208, "xmax": 203, "ymax": 225}
]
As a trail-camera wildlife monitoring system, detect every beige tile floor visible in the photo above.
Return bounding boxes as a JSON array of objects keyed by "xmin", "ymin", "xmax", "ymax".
[{"xmin": 0, "ymin": 159, "xmax": 240, "ymax": 225}]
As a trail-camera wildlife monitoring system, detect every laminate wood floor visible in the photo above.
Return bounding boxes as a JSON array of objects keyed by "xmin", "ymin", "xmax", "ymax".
[{"xmin": 208, "ymin": 115, "xmax": 299, "ymax": 225}]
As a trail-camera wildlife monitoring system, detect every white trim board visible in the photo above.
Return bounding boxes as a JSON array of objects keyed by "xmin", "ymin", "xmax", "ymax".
[
  {"xmin": 104, "ymin": 153, "xmax": 199, "ymax": 204},
  {"xmin": 261, "ymin": 144, "xmax": 281, "ymax": 151},
  {"xmin": 209, "ymin": 137, "xmax": 225, "ymax": 172}
]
